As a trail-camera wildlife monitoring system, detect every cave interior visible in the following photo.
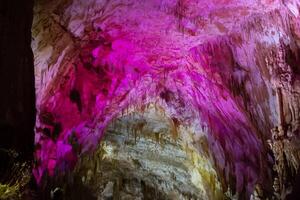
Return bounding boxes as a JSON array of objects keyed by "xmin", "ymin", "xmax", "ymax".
[{"xmin": 1, "ymin": 0, "xmax": 300, "ymax": 199}]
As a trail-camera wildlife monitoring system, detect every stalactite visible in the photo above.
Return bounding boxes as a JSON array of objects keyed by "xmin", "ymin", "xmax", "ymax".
[{"xmin": 268, "ymin": 80, "xmax": 300, "ymax": 199}]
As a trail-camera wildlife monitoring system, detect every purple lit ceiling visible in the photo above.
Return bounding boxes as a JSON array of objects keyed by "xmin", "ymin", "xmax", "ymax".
[{"xmin": 32, "ymin": 0, "xmax": 300, "ymax": 196}]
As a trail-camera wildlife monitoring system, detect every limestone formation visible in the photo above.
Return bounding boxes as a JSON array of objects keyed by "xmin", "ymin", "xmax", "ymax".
[{"xmin": 31, "ymin": 0, "xmax": 300, "ymax": 199}]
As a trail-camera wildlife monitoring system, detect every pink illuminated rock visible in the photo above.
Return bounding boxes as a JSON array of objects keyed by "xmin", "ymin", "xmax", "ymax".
[{"xmin": 32, "ymin": 0, "xmax": 300, "ymax": 198}]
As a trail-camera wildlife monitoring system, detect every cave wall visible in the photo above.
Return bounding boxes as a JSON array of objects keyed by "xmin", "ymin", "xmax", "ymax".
[
  {"xmin": 0, "ymin": 0, "xmax": 35, "ymax": 160},
  {"xmin": 31, "ymin": 0, "xmax": 300, "ymax": 199}
]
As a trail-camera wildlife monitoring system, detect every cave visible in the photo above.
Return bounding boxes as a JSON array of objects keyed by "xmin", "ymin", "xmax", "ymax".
[{"xmin": 1, "ymin": 0, "xmax": 300, "ymax": 199}]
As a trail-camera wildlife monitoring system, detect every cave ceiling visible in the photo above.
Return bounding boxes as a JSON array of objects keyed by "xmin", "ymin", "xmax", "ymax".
[{"xmin": 32, "ymin": 0, "xmax": 300, "ymax": 199}]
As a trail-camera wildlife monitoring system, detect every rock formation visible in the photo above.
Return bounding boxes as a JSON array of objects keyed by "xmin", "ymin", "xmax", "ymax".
[{"xmin": 31, "ymin": 0, "xmax": 300, "ymax": 199}]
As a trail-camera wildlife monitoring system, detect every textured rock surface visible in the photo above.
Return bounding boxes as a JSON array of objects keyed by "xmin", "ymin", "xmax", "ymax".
[
  {"xmin": 32, "ymin": 0, "xmax": 300, "ymax": 199},
  {"xmin": 60, "ymin": 107, "xmax": 222, "ymax": 200}
]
